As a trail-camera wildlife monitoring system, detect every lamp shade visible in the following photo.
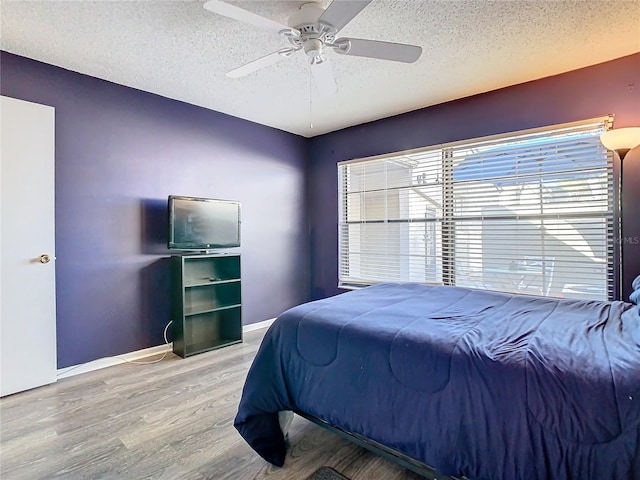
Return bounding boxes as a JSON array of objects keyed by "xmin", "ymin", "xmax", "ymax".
[{"xmin": 600, "ymin": 127, "xmax": 640, "ymax": 160}]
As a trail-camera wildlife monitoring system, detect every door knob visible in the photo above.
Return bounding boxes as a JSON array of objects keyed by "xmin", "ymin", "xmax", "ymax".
[{"xmin": 39, "ymin": 254, "xmax": 51, "ymax": 264}]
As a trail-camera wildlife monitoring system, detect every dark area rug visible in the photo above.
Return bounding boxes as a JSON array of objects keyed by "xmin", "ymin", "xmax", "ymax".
[{"xmin": 305, "ymin": 466, "xmax": 350, "ymax": 480}]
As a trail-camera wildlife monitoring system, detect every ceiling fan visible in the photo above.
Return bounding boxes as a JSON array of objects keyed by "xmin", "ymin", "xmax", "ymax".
[{"xmin": 203, "ymin": 0, "xmax": 422, "ymax": 96}]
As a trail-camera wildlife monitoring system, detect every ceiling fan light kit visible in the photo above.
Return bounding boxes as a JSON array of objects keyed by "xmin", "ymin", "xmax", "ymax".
[{"xmin": 203, "ymin": 0, "xmax": 422, "ymax": 95}]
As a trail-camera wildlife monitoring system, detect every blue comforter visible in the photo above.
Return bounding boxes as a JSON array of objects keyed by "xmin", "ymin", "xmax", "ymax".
[
  {"xmin": 630, "ymin": 275, "xmax": 640, "ymax": 307},
  {"xmin": 234, "ymin": 283, "xmax": 640, "ymax": 480}
]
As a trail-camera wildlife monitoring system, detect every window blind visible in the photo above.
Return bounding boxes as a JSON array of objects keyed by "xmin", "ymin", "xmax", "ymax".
[{"xmin": 338, "ymin": 117, "xmax": 616, "ymax": 301}]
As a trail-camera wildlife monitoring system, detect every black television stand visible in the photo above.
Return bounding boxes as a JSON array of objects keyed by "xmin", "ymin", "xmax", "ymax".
[{"xmin": 171, "ymin": 253, "xmax": 242, "ymax": 358}]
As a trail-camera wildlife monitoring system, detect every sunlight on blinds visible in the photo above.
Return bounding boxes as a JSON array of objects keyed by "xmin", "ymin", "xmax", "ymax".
[{"xmin": 338, "ymin": 117, "xmax": 615, "ymax": 300}]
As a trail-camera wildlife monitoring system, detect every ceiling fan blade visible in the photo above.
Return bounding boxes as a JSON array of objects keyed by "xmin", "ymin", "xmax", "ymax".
[
  {"xmin": 333, "ymin": 38, "xmax": 422, "ymax": 63},
  {"xmin": 226, "ymin": 48, "xmax": 296, "ymax": 78},
  {"xmin": 318, "ymin": 0, "xmax": 372, "ymax": 33},
  {"xmin": 310, "ymin": 57, "xmax": 337, "ymax": 96},
  {"xmin": 203, "ymin": 0, "xmax": 297, "ymax": 35}
]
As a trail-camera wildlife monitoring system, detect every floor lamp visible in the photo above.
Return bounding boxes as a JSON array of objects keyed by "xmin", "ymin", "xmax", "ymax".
[{"xmin": 600, "ymin": 126, "xmax": 640, "ymax": 298}]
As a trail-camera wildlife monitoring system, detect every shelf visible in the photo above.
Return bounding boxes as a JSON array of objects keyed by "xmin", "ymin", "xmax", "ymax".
[
  {"xmin": 183, "ymin": 255, "xmax": 240, "ymax": 286},
  {"xmin": 185, "ymin": 303, "xmax": 241, "ymax": 317},
  {"xmin": 184, "ymin": 282, "xmax": 240, "ymax": 311},
  {"xmin": 185, "ymin": 278, "xmax": 240, "ymax": 288},
  {"xmin": 172, "ymin": 253, "xmax": 242, "ymax": 358},
  {"xmin": 183, "ymin": 338, "xmax": 242, "ymax": 357},
  {"xmin": 179, "ymin": 308, "xmax": 243, "ymax": 356}
]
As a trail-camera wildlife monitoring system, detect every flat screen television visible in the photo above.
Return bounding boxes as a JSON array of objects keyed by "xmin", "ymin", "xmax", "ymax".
[{"xmin": 168, "ymin": 195, "xmax": 241, "ymax": 250}]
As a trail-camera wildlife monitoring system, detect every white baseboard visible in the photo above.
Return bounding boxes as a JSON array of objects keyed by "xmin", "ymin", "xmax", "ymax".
[
  {"xmin": 56, "ymin": 343, "xmax": 173, "ymax": 379},
  {"xmin": 56, "ymin": 318, "xmax": 277, "ymax": 380},
  {"xmin": 243, "ymin": 317, "xmax": 276, "ymax": 332}
]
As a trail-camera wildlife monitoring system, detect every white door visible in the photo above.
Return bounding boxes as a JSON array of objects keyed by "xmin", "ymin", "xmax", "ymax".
[{"xmin": 1, "ymin": 95, "xmax": 57, "ymax": 397}]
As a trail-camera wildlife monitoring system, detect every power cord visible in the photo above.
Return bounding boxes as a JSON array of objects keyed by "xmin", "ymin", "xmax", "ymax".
[
  {"xmin": 118, "ymin": 320, "xmax": 173, "ymax": 365},
  {"xmin": 57, "ymin": 320, "xmax": 173, "ymax": 377}
]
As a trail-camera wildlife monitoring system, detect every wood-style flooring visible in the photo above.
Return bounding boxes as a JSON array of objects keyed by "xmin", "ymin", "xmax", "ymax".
[{"xmin": 0, "ymin": 328, "xmax": 424, "ymax": 480}]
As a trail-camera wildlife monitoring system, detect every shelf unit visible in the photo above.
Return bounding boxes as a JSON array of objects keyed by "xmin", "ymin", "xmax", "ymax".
[{"xmin": 172, "ymin": 253, "xmax": 242, "ymax": 358}]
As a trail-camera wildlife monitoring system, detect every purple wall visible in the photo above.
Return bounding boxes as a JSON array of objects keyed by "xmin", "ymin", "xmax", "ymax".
[
  {"xmin": 1, "ymin": 52, "xmax": 309, "ymax": 368},
  {"xmin": 3, "ymin": 51, "xmax": 639, "ymax": 368},
  {"xmin": 308, "ymin": 53, "xmax": 640, "ymax": 301}
]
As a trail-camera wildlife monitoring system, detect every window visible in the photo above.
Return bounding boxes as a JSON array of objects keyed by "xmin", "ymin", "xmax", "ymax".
[{"xmin": 338, "ymin": 117, "xmax": 616, "ymax": 301}]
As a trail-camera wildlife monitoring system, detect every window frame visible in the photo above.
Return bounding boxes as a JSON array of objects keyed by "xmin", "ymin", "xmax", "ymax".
[{"xmin": 337, "ymin": 116, "xmax": 619, "ymax": 300}]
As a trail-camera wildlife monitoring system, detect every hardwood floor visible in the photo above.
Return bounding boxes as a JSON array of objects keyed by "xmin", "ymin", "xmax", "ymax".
[{"xmin": 0, "ymin": 328, "xmax": 424, "ymax": 480}]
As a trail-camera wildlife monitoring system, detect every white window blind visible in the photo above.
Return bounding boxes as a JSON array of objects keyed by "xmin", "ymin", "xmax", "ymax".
[{"xmin": 338, "ymin": 118, "xmax": 616, "ymax": 300}]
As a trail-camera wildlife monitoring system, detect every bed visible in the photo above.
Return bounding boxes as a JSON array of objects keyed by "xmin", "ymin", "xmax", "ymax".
[{"xmin": 234, "ymin": 282, "xmax": 640, "ymax": 480}]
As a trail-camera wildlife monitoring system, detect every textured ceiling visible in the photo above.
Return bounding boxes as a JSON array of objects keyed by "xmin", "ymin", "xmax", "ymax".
[{"xmin": 1, "ymin": 1, "xmax": 639, "ymax": 137}]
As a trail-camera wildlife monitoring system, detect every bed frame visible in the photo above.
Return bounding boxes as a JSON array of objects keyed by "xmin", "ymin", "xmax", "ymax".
[{"xmin": 295, "ymin": 410, "xmax": 463, "ymax": 480}]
